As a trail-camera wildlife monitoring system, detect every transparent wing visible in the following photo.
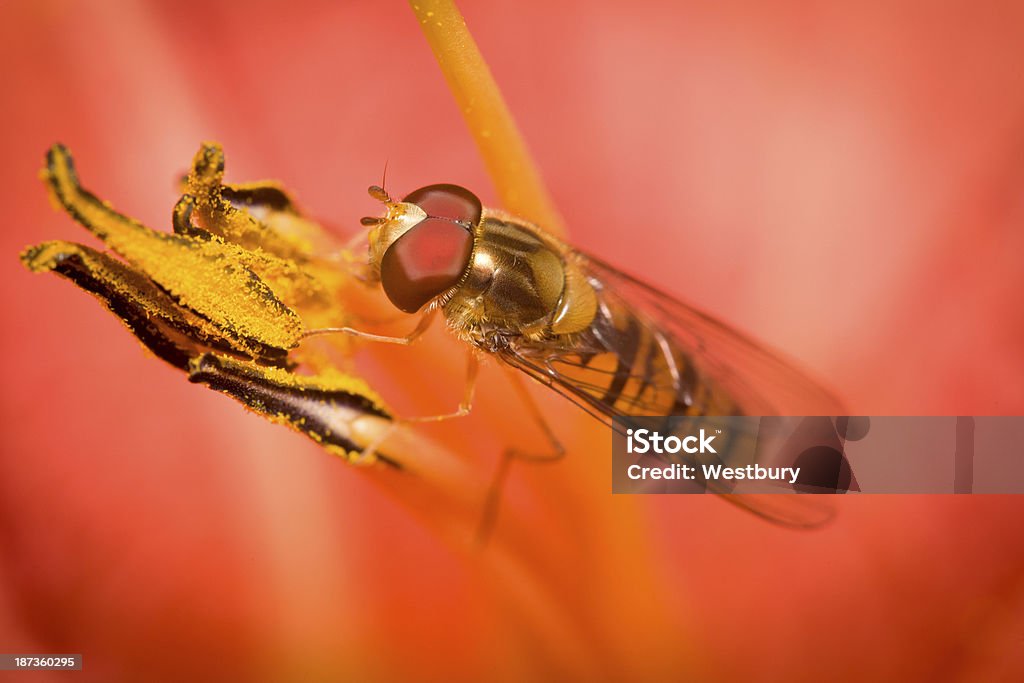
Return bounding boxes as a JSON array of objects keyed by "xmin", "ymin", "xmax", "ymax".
[
  {"xmin": 501, "ymin": 250, "xmax": 844, "ymax": 420},
  {"xmin": 598, "ymin": 251, "xmax": 847, "ymax": 415}
]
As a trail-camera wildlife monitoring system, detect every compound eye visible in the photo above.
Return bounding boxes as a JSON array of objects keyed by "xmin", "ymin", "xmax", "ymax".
[
  {"xmin": 402, "ymin": 184, "xmax": 482, "ymax": 227},
  {"xmin": 380, "ymin": 218, "xmax": 474, "ymax": 313}
]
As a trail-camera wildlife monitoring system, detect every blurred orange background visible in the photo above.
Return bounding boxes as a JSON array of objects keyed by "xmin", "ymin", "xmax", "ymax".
[{"xmin": 1, "ymin": 1, "xmax": 1023, "ymax": 681}]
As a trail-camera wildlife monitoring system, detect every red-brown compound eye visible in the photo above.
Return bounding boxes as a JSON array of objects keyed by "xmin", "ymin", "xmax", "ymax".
[
  {"xmin": 380, "ymin": 218, "xmax": 474, "ymax": 313},
  {"xmin": 402, "ymin": 184, "xmax": 482, "ymax": 226}
]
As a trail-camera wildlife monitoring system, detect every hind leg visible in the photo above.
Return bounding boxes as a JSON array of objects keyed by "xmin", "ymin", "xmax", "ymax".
[{"xmin": 476, "ymin": 369, "xmax": 566, "ymax": 544}]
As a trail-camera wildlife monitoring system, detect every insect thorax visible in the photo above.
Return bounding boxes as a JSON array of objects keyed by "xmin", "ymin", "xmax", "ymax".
[{"xmin": 441, "ymin": 214, "xmax": 597, "ymax": 347}]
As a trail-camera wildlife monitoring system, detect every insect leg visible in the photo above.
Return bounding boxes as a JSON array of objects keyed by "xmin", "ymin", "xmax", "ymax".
[
  {"xmin": 301, "ymin": 308, "xmax": 437, "ymax": 345},
  {"xmin": 348, "ymin": 351, "xmax": 479, "ymax": 464},
  {"xmin": 477, "ymin": 369, "xmax": 566, "ymax": 544},
  {"xmin": 302, "ymin": 319, "xmax": 476, "ymax": 464},
  {"xmin": 404, "ymin": 352, "xmax": 479, "ymax": 423}
]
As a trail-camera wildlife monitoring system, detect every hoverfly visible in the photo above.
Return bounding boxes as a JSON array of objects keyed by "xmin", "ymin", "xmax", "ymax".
[{"xmin": 347, "ymin": 183, "xmax": 845, "ymax": 531}]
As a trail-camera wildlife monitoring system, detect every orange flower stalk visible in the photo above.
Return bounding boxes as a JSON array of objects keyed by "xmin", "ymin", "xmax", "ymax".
[{"xmin": 408, "ymin": 0, "xmax": 565, "ymax": 236}]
